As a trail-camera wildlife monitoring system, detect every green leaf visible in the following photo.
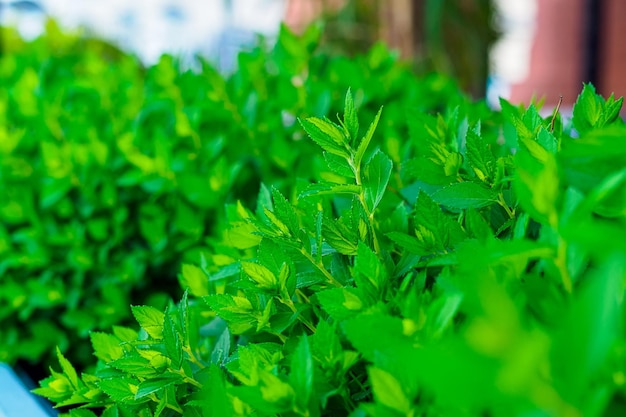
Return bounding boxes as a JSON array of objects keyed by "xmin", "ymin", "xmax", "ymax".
[
  {"xmin": 290, "ymin": 335, "xmax": 313, "ymax": 408},
  {"xmin": 299, "ymin": 182, "xmax": 360, "ymax": 198},
  {"xmin": 135, "ymin": 374, "xmax": 182, "ymax": 400},
  {"xmin": 599, "ymin": 94, "xmax": 624, "ymax": 126},
  {"xmin": 343, "ymin": 88, "xmax": 359, "ymax": 141},
  {"xmin": 573, "ymin": 83, "xmax": 603, "ymax": 133},
  {"xmin": 465, "ymin": 124, "xmax": 495, "ymax": 182},
  {"xmin": 98, "ymin": 378, "xmax": 138, "ymax": 403},
  {"xmin": 363, "ymin": 150, "xmax": 393, "ymax": 212},
  {"xmin": 514, "ymin": 150, "xmax": 559, "ymax": 225},
  {"xmin": 431, "ymin": 182, "xmax": 498, "ymax": 209},
  {"xmin": 204, "ymin": 294, "xmax": 256, "ymax": 334},
  {"xmin": 131, "ymin": 305, "xmax": 166, "ymax": 339},
  {"xmin": 179, "ymin": 264, "xmax": 209, "ymax": 297},
  {"xmin": 242, "ymin": 261, "xmax": 278, "ymax": 290},
  {"xmin": 324, "ymin": 152, "xmax": 355, "ymax": 178},
  {"xmin": 413, "ymin": 191, "xmax": 467, "ymax": 253},
  {"xmin": 354, "ymin": 107, "xmax": 382, "ymax": 168},
  {"xmin": 271, "ymin": 187, "xmax": 299, "ymax": 235},
  {"xmin": 321, "ymin": 216, "xmax": 359, "ymax": 256},
  {"xmin": 464, "ymin": 209, "xmax": 493, "ymax": 242},
  {"xmin": 299, "ymin": 117, "xmax": 349, "ymax": 158},
  {"xmin": 163, "ymin": 312, "xmax": 182, "ymax": 369},
  {"xmin": 401, "ymin": 157, "xmax": 455, "ymax": 185},
  {"xmin": 90, "ymin": 332, "xmax": 124, "ymax": 362},
  {"xmin": 354, "ymin": 241, "xmax": 386, "ymax": 299},
  {"xmin": 369, "ymin": 366, "xmax": 412, "ymax": 414},
  {"xmin": 109, "ymin": 354, "xmax": 153, "ymax": 377},
  {"xmin": 317, "ymin": 287, "xmax": 365, "ymax": 320},
  {"xmin": 56, "ymin": 347, "xmax": 80, "ymax": 390},
  {"xmin": 387, "ymin": 231, "xmax": 426, "ymax": 255},
  {"xmin": 211, "ymin": 326, "xmax": 231, "ymax": 365}
]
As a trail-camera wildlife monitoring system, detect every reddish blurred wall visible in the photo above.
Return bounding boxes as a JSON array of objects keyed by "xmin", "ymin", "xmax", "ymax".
[{"xmin": 511, "ymin": 0, "xmax": 626, "ymax": 107}]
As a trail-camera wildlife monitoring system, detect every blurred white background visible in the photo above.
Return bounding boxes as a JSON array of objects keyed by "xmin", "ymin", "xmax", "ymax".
[
  {"xmin": 1, "ymin": 0, "xmax": 535, "ymax": 102},
  {"xmin": 0, "ymin": 0, "xmax": 286, "ymax": 67}
]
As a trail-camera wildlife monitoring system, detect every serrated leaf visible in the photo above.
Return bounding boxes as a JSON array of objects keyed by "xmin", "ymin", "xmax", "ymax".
[
  {"xmin": 324, "ymin": 152, "xmax": 355, "ymax": 178},
  {"xmin": 354, "ymin": 241, "xmax": 386, "ymax": 298},
  {"xmin": 299, "ymin": 117, "xmax": 350, "ymax": 158},
  {"xmin": 599, "ymin": 94, "xmax": 624, "ymax": 126},
  {"xmin": 242, "ymin": 261, "xmax": 278, "ymax": 289},
  {"xmin": 387, "ymin": 231, "xmax": 427, "ymax": 255},
  {"xmin": 90, "ymin": 332, "xmax": 124, "ymax": 362},
  {"xmin": 312, "ymin": 320, "xmax": 342, "ymax": 368},
  {"xmin": 112, "ymin": 326, "xmax": 139, "ymax": 343},
  {"xmin": 465, "ymin": 125, "xmax": 495, "ymax": 182},
  {"xmin": 271, "ymin": 187, "xmax": 299, "ymax": 235},
  {"xmin": 56, "ymin": 347, "xmax": 80, "ymax": 390},
  {"xmin": 431, "ymin": 182, "xmax": 498, "ymax": 209},
  {"xmin": 163, "ymin": 312, "xmax": 182, "ymax": 369},
  {"xmin": 109, "ymin": 354, "xmax": 154, "ymax": 377},
  {"xmin": 413, "ymin": 191, "xmax": 467, "ymax": 252},
  {"xmin": 131, "ymin": 305, "xmax": 165, "ymax": 339},
  {"xmin": 179, "ymin": 290, "xmax": 189, "ymax": 345},
  {"xmin": 573, "ymin": 83, "xmax": 603, "ymax": 133},
  {"xmin": 322, "ymin": 216, "xmax": 359, "ymax": 255},
  {"xmin": 204, "ymin": 294, "xmax": 256, "ymax": 334},
  {"xmin": 465, "ymin": 208, "xmax": 493, "ymax": 242},
  {"xmin": 211, "ymin": 326, "xmax": 231, "ymax": 365},
  {"xmin": 98, "ymin": 378, "xmax": 137, "ymax": 402},
  {"xmin": 299, "ymin": 182, "xmax": 360, "ymax": 198},
  {"xmin": 354, "ymin": 107, "xmax": 382, "ymax": 168},
  {"xmin": 363, "ymin": 150, "xmax": 393, "ymax": 212},
  {"xmin": 135, "ymin": 375, "xmax": 182, "ymax": 400},
  {"xmin": 343, "ymin": 88, "xmax": 359, "ymax": 141}
]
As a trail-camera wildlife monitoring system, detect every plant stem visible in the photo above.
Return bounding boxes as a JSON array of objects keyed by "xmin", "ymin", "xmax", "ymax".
[
  {"xmin": 149, "ymin": 393, "xmax": 184, "ymax": 414},
  {"xmin": 169, "ymin": 368, "xmax": 203, "ymax": 389},
  {"xmin": 556, "ymin": 235, "xmax": 573, "ymax": 293},
  {"xmin": 299, "ymin": 248, "xmax": 342, "ymax": 287},
  {"xmin": 497, "ymin": 192, "xmax": 515, "ymax": 219},
  {"xmin": 279, "ymin": 296, "xmax": 317, "ymax": 334},
  {"xmin": 351, "ymin": 158, "xmax": 381, "ymax": 254},
  {"xmin": 183, "ymin": 346, "xmax": 206, "ymax": 370}
]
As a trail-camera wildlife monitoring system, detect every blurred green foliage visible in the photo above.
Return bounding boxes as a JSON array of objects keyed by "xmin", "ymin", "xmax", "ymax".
[{"xmin": 0, "ymin": 20, "xmax": 472, "ymax": 369}]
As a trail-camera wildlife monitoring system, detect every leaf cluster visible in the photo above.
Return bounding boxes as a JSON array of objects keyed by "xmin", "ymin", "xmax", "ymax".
[
  {"xmin": 37, "ymin": 85, "xmax": 626, "ymax": 417},
  {"xmin": 0, "ymin": 21, "xmax": 471, "ymax": 369}
]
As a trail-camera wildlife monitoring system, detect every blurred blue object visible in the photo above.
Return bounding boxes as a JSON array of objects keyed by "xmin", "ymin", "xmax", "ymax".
[{"xmin": 0, "ymin": 363, "xmax": 56, "ymax": 417}]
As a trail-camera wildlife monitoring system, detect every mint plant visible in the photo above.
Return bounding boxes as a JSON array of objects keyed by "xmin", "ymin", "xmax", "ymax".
[
  {"xmin": 37, "ymin": 86, "xmax": 626, "ymax": 416},
  {"xmin": 0, "ymin": 21, "xmax": 471, "ymax": 371}
]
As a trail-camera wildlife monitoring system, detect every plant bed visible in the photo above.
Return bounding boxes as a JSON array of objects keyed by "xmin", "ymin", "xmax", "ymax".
[{"xmin": 35, "ymin": 85, "xmax": 626, "ymax": 416}]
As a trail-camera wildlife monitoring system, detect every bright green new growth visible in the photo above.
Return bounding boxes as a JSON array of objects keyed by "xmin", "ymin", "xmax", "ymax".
[{"xmin": 36, "ymin": 85, "xmax": 626, "ymax": 417}]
